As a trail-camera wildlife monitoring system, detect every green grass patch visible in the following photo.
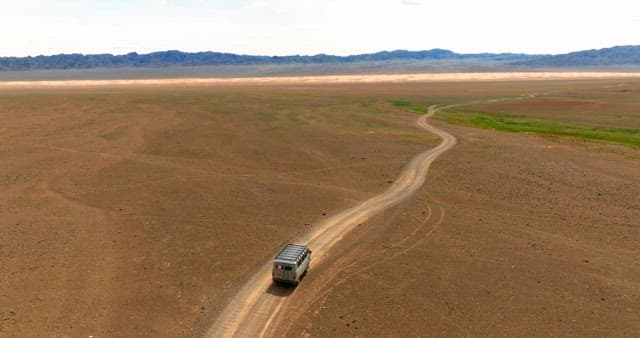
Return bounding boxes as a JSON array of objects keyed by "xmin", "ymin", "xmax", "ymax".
[
  {"xmin": 436, "ymin": 108, "xmax": 640, "ymax": 148},
  {"xmin": 390, "ymin": 100, "xmax": 427, "ymax": 115},
  {"xmin": 390, "ymin": 100, "xmax": 411, "ymax": 107}
]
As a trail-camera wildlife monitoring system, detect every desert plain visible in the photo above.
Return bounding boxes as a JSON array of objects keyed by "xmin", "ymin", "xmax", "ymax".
[{"xmin": 1, "ymin": 74, "xmax": 639, "ymax": 337}]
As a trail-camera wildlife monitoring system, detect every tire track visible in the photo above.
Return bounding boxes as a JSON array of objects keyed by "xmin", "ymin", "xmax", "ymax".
[
  {"xmin": 205, "ymin": 105, "xmax": 456, "ymax": 337},
  {"xmin": 289, "ymin": 187, "xmax": 445, "ymax": 337}
]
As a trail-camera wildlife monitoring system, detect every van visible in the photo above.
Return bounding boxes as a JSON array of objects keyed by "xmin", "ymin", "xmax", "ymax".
[{"xmin": 272, "ymin": 244, "xmax": 311, "ymax": 285}]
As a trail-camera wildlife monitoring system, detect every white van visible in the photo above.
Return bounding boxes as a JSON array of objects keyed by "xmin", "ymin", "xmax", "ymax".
[{"xmin": 272, "ymin": 244, "xmax": 311, "ymax": 285}]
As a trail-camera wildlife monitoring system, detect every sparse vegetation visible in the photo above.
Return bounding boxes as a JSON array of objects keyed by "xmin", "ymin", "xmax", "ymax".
[
  {"xmin": 0, "ymin": 84, "xmax": 442, "ymax": 337},
  {"xmin": 390, "ymin": 99, "xmax": 427, "ymax": 114},
  {"xmin": 436, "ymin": 108, "xmax": 640, "ymax": 148},
  {"xmin": 4, "ymin": 79, "xmax": 640, "ymax": 337}
]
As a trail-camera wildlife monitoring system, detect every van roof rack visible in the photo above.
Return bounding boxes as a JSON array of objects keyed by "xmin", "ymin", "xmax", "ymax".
[{"xmin": 274, "ymin": 243, "xmax": 309, "ymax": 265}]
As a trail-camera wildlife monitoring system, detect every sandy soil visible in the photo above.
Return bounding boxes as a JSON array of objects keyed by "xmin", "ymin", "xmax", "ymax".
[
  {"xmin": 464, "ymin": 81, "xmax": 640, "ymax": 129},
  {"xmin": 205, "ymin": 106, "xmax": 456, "ymax": 337},
  {"xmin": 1, "ymin": 79, "xmax": 639, "ymax": 337},
  {"xmin": 206, "ymin": 80, "xmax": 640, "ymax": 337},
  {"xmin": 0, "ymin": 85, "xmax": 437, "ymax": 337},
  {"xmin": 1, "ymin": 72, "xmax": 640, "ymax": 89},
  {"xmin": 279, "ymin": 108, "xmax": 640, "ymax": 337}
]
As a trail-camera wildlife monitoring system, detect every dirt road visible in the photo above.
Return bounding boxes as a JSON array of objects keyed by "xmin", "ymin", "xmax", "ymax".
[{"xmin": 205, "ymin": 105, "xmax": 456, "ymax": 337}]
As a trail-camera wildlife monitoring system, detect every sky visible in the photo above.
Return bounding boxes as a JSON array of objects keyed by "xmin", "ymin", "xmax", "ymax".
[{"xmin": 1, "ymin": 0, "xmax": 638, "ymax": 57}]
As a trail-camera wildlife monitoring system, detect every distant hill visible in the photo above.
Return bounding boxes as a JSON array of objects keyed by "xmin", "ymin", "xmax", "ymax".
[
  {"xmin": 1, "ymin": 46, "xmax": 639, "ymax": 72},
  {"xmin": 0, "ymin": 49, "xmax": 538, "ymax": 71},
  {"xmin": 511, "ymin": 46, "xmax": 640, "ymax": 67}
]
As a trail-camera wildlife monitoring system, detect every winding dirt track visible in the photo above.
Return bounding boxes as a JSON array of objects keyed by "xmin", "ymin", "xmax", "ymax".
[{"xmin": 205, "ymin": 106, "xmax": 456, "ymax": 337}]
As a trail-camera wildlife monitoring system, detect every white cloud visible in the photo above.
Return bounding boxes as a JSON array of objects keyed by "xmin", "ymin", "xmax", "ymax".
[
  {"xmin": 248, "ymin": 0, "xmax": 268, "ymax": 8},
  {"xmin": 0, "ymin": 0, "xmax": 638, "ymax": 57}
]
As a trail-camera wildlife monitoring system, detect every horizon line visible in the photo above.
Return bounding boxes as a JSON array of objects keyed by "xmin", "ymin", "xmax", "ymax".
[{"xmin": 1, "ymin": 45, "xmax": 637, "ymax": 59}]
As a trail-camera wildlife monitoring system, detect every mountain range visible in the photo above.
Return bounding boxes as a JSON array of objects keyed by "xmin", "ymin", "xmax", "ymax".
[{"xmin": 1, "ymin": 46, "xmax": 639, "ymax": 72}]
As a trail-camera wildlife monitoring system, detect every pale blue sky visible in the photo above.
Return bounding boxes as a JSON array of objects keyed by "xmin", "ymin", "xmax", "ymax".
[{"xmin": 1, "ymin": 0, "xmax": 638, "ymax": 57}]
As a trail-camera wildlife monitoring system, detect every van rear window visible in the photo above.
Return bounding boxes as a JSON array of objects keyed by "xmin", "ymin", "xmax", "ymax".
[{"xmin": 284, "ymin": 266, "xmax": 292, "ymax": 271}]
